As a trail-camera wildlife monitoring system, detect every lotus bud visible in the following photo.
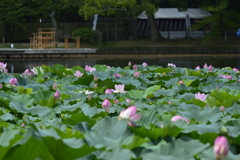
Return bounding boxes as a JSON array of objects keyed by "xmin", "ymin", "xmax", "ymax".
[
  {"xmin": 54, "ymin": 90, "xmax": 60, "ymax": 99},
  {"xmin": 102, "ymin": 99, "xmax": 111, "ymax": 112},
  {"xmin": 21, "ymin": 123, "xmax": 25, "ymax": 127},
  {"xmin": 208, "ymin": 65, "xmax": 213, "ymax": 72},
  {"xmin": 87, "ymin": 94, "xmax": 92, "ymax": 101},
  {"xmin": 219, "ymin": 106, "xmax": 225, "ymax": 112},
  {"xmin": 105, "ymin": 89, "xmax": 113, "ymax": 94},
  {"xmin": 133, "ymin": 72, "xmax": 140, "ymax": 78},
  {"xmin": 195, "ymin": 66, "xmax": 200, "ymax": 69},
  {"xmin": 126, "ymin": 99, "xmax": 131, "ymax": 103},
  {"xmin": 133, "ymin": 64, "xmax": 137, "ymax": 71},
  {"xmin": 0, "ymin": 84, "xmax": 2, "ymax": 89},
  {"xmin": 94, "ymin": 83, "xmax": 98, "ymax": 88},
  {"xmin": 128, "ymin": 61, "xmax": 132, "ymax": 66},
  {"xmin": 214, "ymin": 136, "xmax": 228, "ymax": 160},
  {"xmin": 9, "ymin": 78, "xmax": 17, "ymax": 86},
  {"xmin": 226, "ymin": 75, "xmax": 232, "ymax": 80},
  {"xmin": 114, "ymin": 73, "xmax": 122, "ymax": 78},
  {"xmin": 203, "ymin": 63, "xmax": 208, "ymax": 69},
  {"xmin": 114, "ymin": 99, "xmax": 119, "ymax": 104},
  {"xmin": 168, "ymin": 101, "xmax": 172, "ymax": 105},
  {"xmin": 142, "ymin": 62, "xmax": 147, "ymax": 66},
  {"xmin": 52, "ymin": 83, "xmax": 57, "ymax": 90},
  {"xmin": 94, "ymin": 75, "xmax": 98, "ymax": 81}
]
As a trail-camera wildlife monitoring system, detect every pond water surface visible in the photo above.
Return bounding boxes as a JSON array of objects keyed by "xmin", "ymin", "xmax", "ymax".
[{"xmin": 3, "ymin": 56, "xmax": 240, "ymax": 73}]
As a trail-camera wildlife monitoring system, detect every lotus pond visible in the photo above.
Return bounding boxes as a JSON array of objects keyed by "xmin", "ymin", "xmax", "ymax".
[{"xmin": 0, "ymin": 62, "xmax": 240, "ymax": 160}]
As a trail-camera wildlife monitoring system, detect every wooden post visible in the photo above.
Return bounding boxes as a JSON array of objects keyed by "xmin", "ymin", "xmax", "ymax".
[
  {"xmin": 76, "ymin": 38, "xmax": 80, "ymax": 48},
  {"xmin": 64, "ymin": 37, "xmax": 69, "ymax": 49}
]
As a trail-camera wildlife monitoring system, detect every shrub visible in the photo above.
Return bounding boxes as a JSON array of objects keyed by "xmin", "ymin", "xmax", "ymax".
[{"xmin": 72, "ymin": 27, "xmax": 95, "ymax": 42}]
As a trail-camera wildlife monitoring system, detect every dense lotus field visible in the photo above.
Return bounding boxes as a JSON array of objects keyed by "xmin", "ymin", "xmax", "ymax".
[{"xmin": 1, "ymin": 61, "xmax": 240, "ymax": 160}]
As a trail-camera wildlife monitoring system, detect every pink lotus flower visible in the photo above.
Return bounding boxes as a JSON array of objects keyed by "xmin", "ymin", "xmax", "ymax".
[
  {"xmin": 133, "ymin": 64, "xmax": 137, "ymax": 71},
  {"xmin": 179, "ymin": 80, "xmax": 184, "ymax": 84},
  {"xmin": 126, "ymin": 99, "xmax": 131, "ymax": 103},
  {"xmin": 208, "ymin": 65, "xmax": 213, "ymax": 72},
  {"xmin": 233, "ymin": 68, "xmax": 239, "ymax": 71},
  {"xmin": 195, "ymin": 66, "xmax": 200, "ymax": 69},
  {"xmin": 105, "ymin": 89, "xmax": 114, "ymax": 94},
  {"xmin": 171, "ymin": 115, "xmax": 189, "ymax": 123},
  {"xmin": 85, "ymin": 65, "xmax": 96, "ymax": 72},
  {"xmin": 0, "ymin": 62, "xmax": 7, "ymax": 71},
  {"xmin": 0, "ymin": 84, "xmax": 2, "ymax": 89},
  {"xmin": 118, "ymin": 106, "xmax": 141, "ymax": 125},
  {"xmin": 74, "ymin": 71, "xmax": 83, "ymax": 78},
  {"xmin": 52, "ymin": 83, "xmax": 57, "ymax": 90},
  {"xmin": 168, "ymin": 63, "xmax": 176, "ymax": 67},
  {"xmin": 102, "ymin": 99, "xmax": 111, "ymax": 112},
  {"xmin": 3, "ymin": 69, "xmax": 8, "ymax": 73},
  {"xmin": 195, "ymin": 92, "xmax": 207, "ymax": 101},
  {"xmin": 226, "ymin": 75, "xmax": 232, "ymax": 80},
  {"xmin": 142, "ymin": 62, "xmax": 147, "ymax": 66},
  {"xmin": 203, "ymin": 63, "xmax": 208, "ymax": 69},
  {"xmin": 22, "ymin": 69, "xmax": 33, "ymax": 76},
  {"xmin": 54, "ymin": 90, "xmax": 60, "ymax": 99},
  {"xmin": 113, "ymin": 84, "xmax": 127, "ymax": 93},
  {"xmin": 9, "ymin": 78, "xmax": 17, "ymax": 86},
  {"xmin": 114, "ymin": 99, "xmax": 119, "ymax": 104},
  {"xmin": 214, "ymin": 136, "xmax": 228, "ymax": 159},
  {"xmin": 30, "ymin": 68, "xmax": 36, "ymax": 75},
  {"xmin": 133, "ymin": 72, "xmax": 140, "ymax": 78},
  {"xmin": 114, "ymin": 73, "xmax": 122, "ymax": 78}
]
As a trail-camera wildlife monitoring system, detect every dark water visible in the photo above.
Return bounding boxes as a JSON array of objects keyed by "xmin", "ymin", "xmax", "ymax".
[{"xmin": 3, "ymin": 56, "xmax": 240, "ymax": 73}]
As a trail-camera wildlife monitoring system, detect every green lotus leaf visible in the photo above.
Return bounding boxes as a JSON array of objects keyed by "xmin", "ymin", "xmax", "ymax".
[
  {"xmin": 0, "ymin": 128, "xmax": 23, "ymax": 159},
  {"xmin": 142, "ymin": 85, "xmax": 161, "ymax": 98},
  {"xmin": 130, "ymin": 124, "xmax": 182, "ymax": 139},
  {"xmin": 126, "ymin": 90, "xmax": 144, "ymax": 100},
  {"xmin": 177, "ymin": 93, "xmax": 195, "ymax": 101},
  {"xmin": 122, "ymin": 135, "xmax": 149, "ymax": 150},
  {"xmin": 55, "ymin": 101, "xmax": 85, "ymax": 114},
  {"xmin": 8, "ymin": 93, "xmax": 34, "ymax": 107},
  {"xmin": 4, "ymin": 137, "xmax": 45, "ymax": 160},
  {"xmin": 24, "ymin": 83, "xmax": 48, "ymax": 91},
  {"xmin": 38, "ymin": 97, "xmax": 55, "ymax": 108},
  {"xmin": 71, "ymin": 66, "xmax": 85, "ymax": 72},
  {"xmin": 17, "ymin": 86, "xmax": 33, "ymax": 95},
  {"xmin": 73, "ymin": 75, "xmax": 93, "ymax": 86},
  {"xmin": 93, "ymin": 64, "xmax": 109, "ymax": 71},
  {"xmin": 134, "ymin": 101, "xmax": 156, "ymax": 110},
  {"xmin": 137, "ymin": 110, "xmax": 160, "ymax": 126},
  {"xmin": 9, "ymin": 102, "xmax": 51, "ymax": 116},
  {"xmin": 61, "ymin": 90, "xmax": 85, "ymax": 101},
  {"xmin": 142, "ymin": 153, "xmax": 179, "ymax": 160},
  {"xmin": 164, "ymin": 77, "xmax": 179, "ymax": 88},
  {"xmin": 150, "ymin": 67, "xmax": 171, "ymax": 73},
  {"xmin": 115, "ymin": 77, "xmax": 141, "ymax": 87},
  {"xmin": 183, "ymin": 123, "xmax": 221, "ymax": 134},
  {"xmin": 178, "ymin": 107, "xmax": 222, "ymax": 123},
  {"xmin": 32, "ymin": 90, "xmax": 54, "ymax": 103},
  {"xmin": 210, "ymin": 90, "xmax": 238, "ymax": 107},
  {"xmin": 227, "ymin": 103, "xmax": 240, "ymax": 118},
  {"xmin": 153, "ymin": 89, "xmax": 176, "ymax": 97},
  {"xmin": 62, "ymin": 84, "xmax": 84, "ymax": 91},
  {"xmin": 200, "ymin": 82, "xmax": 225, "ymax": 92},
  {"xmin": 99, "ymin": 148, "xmax": 136, "ymax": 160},
  {"xmin": 185, "ymin": 68, "xmax": 203, "ymax": 76},
  {"xmin": 90, "ymin": 71, "xmax": 112, "ymax": 80}
]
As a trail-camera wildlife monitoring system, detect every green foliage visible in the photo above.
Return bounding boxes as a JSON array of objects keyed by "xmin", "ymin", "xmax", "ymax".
[
  {"xmin": 72, "ymin": 27, "xmax": 95, "ymax": 42},
  {"xmin": 0, "ymin": 63, "xmax": 240, "ymax": 159}
]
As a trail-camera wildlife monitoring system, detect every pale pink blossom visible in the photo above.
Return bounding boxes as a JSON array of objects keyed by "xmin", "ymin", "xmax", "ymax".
[
  {"xmin": 0, "ymin": 62, "xmax": 7, "ymax": 71},
  {"xmin": 233, "ymin": 68, "xmax": 239, "ymax": 71},
  {"xmin": 74, "ymin": 70, "xmax": 83, "ymax": 78},
  {"xmin": 0, "ymin": 84, "xmax": 2, "ymax": 89},
  {"xmin": 133, "ymin": 64, "xmax": 137, "ymax": 71},
  {"xmin": 113, "ymin": 84, "xmax": 127, "ymax": 93},
  {"xmin": 30, "ymin": 68, "xmax": 36, "ymax": 75},
  {"xmin": 226, "ymin": 75, "xmax": 232, "ymax": 80},
  {"xmin": 9, "ymin": 78, "xmax": 17, "ymax": 86},
  {"xmin": 219, "ymin": 106, "xmax": 225, "ymax": 112},
  {"xmin": 85, "ymin": 65, "xmax": 96, "ymax": 72},
  {"xmin": 4, "ymin": 69, "xmax": 8, "ymax": 73},
  {"xmin": 171, "ymin": 115, "xmax": 189, "ymax": 123},
  {"xmin": 195, "ymin": 66, "xmax": 200, "ymax": 69},
  {"xmin": 94, "ymin": 76, "xmax": 98, "ymax": 81},
  {"xmin": 126, "ymin": 99, "xmax": 131, "ymax": 103},
  {"xmin": 114, "ymin": 99, "xmax": 119, "ymax": 104},
  {"xmin": 214, "ymin": 136, "xmax": 228, "ymax": 159},
  {"xmin": 168, "ymin": 63, "xmax": 176, "ymax": 67},
  {"xmin": 102, "ymin": 99, "xmax": 111, "ymax": 112},
  {"xmin": 87, "ymin": 94, "xmax": 92, "ymax": 101},
  {"xmin": 52, "ymin": 83, "xmax": 57, "ymax": 90},
  {"xmin": 128, "ymin": 61, "xmax": 132, "ymax": 66},
  {"xmin": 105, "ymin": 89, "xmax": 114, "ymax": 94},
  {"xmin": 142, "ymin": 62, "xmax": 147, "ymax": 66},
  {"xmin": 203, "ymin": 63, "xmax": 208, "ymax": 69},
  {"xmin": 54, "ymin": 90, "xmax": 60, "ymax": 99},
  {"xmin": 114, "ymin": 73, "xmax": 122, "ymax": 78},
  {"xmin": 168, "ymin": 101, "xmax": 172, "ymax": 105},
  {"xmin": 22, "ymin": 69, "xmax": 33, "ymax": 76},
  {"xmin": 79, "ymin": 90, "xmax": 94, "ymax": 95},
  {"xmin": 118, "ymin": 106, "xmax": 141, "ymax": 123},
  {"xmin": 179, "ymin": 80, "xmax": 184, "ymax": 84},
  {"xmin": 208, "ymin": 65, "xmax": 213, "ymax": 72},
  {"xmin": 195, "ymin": 92, "xmax": 207, "ymax": 101},
  {"xmin": 133, "ymin": 72, "xmax": 140, "ymax": 78}
]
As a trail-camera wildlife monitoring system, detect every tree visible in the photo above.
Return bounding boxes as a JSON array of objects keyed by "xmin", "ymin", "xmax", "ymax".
[{"xmin": 0, "ymin": 0, "xmax": 32, "ymax": 42}]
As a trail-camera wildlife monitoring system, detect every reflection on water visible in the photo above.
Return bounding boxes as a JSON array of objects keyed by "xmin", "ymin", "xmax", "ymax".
[{"xmin": 3, "ymin": 56, "xmax": 240, "ymax": 73}]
